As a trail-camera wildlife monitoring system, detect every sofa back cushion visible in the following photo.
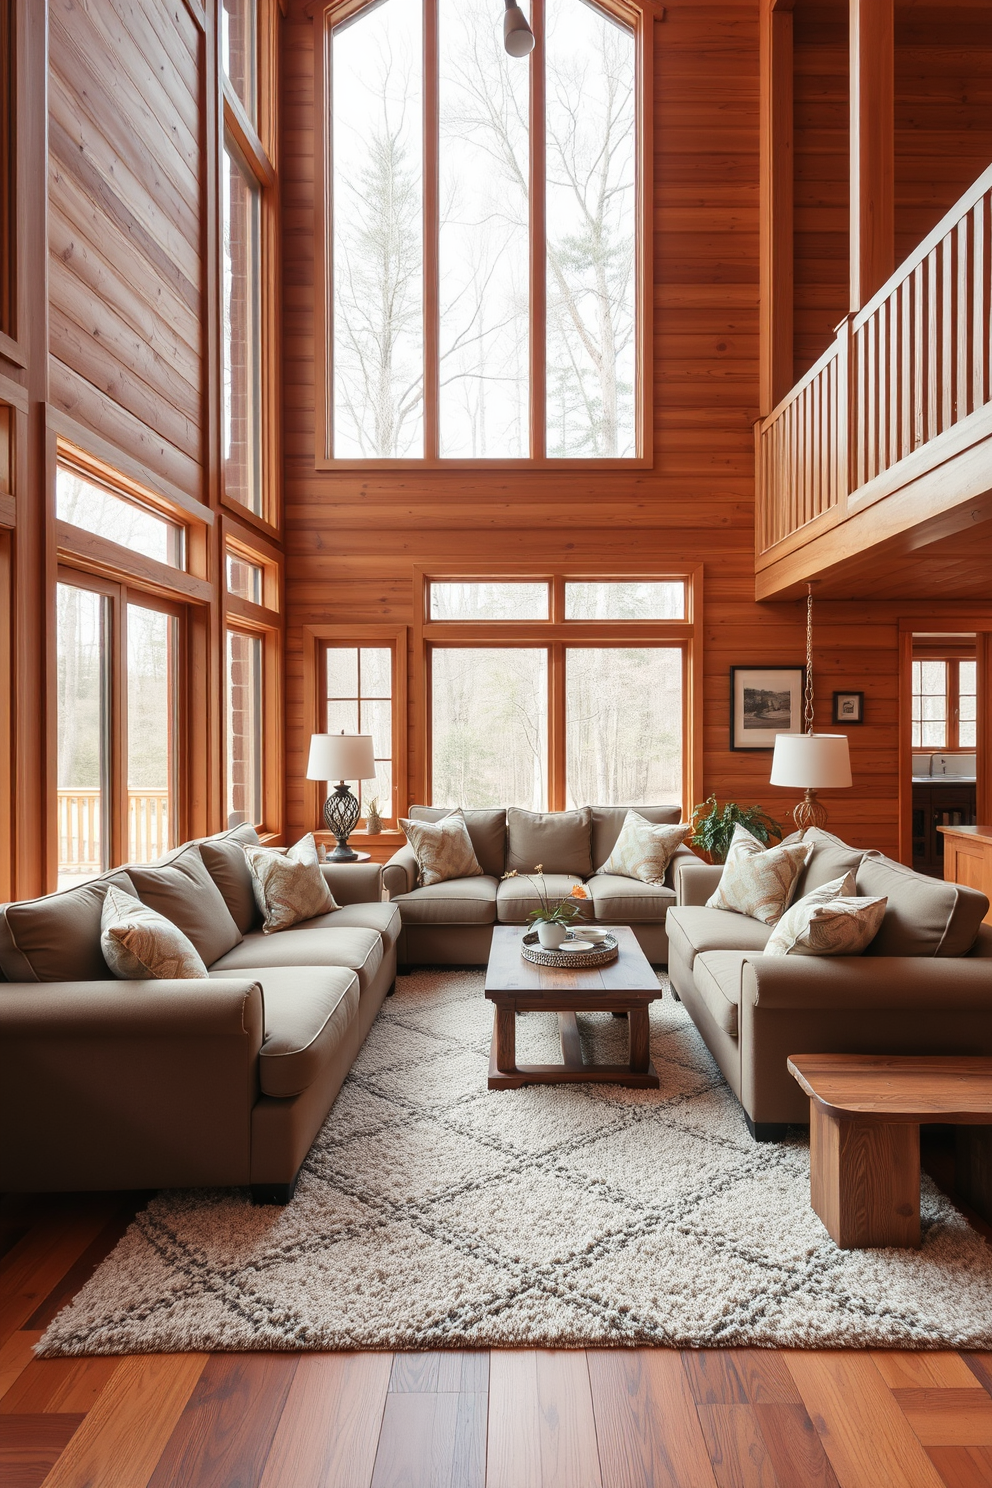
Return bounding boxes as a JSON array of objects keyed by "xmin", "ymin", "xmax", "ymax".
[
  {"xmin": 199, "ymin": 823, "xmax": 261, "ymax": 934},
  {"xmin": 781, "ymin": 826, "xmax": 867, "ymax": 898},
  {"xmin": 506, "ymin": 807, "xmax": 593, "ymax": 877},
  {"xmin": 0, "ymin": 870, "xmax": 139, "ymax": 982},
  {"xmin": 128, "ymin": 846, "xmax": 243, "ymax": 967},
  {"xmin": 407, "ymin": 806, "xmax": 506, "ymax": 878},
  {"xmin": 591, "ymin": 805, "xmax": 682, "ymax": 871},
  {"xmin": 857, "ymin": 853, "xmax": 989, "ymax": 957}
]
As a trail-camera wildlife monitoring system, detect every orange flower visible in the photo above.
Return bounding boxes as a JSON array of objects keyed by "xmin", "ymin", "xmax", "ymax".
[{"xmin": 570, "ymin": 884, "xmax": 589, "ymax": 900}]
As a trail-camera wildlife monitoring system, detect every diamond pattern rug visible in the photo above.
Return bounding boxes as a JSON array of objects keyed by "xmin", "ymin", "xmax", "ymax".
[{"xmin": 39, "ymin": 970, "xmax": 992, "ymax": 1355}]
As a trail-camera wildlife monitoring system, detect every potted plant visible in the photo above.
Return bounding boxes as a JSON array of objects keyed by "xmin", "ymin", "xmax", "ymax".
[
  {"xmin": 690, "ymin": 795, "xmax": 783, "ymax": 864},
  {"xmin": 502, "ymin": 866, "xmax": 590, "ymax": 948},
  {"xmin": 364, "ymin": 795, "xmax": 383, "ymax": 835}
]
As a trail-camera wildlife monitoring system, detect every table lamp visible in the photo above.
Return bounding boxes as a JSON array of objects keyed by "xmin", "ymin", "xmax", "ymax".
[
  {"xmin": 306, "ymin": 732, "xmax": 376, "ymax": 860},
  {"xmin": 770, "ymin": 732, "xmax": 852, "ymax": 836}
]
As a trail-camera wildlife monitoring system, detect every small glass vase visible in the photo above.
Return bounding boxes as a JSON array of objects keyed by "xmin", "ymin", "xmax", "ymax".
[{"xmin": 536, "ymin": 920, "xmax": 567, "ymax": 949}]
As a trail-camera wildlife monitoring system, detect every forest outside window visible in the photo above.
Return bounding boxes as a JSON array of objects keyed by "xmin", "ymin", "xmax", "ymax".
[{"xmin": 320, "ymin": 0, "xmax": 647, "ymax": 465}]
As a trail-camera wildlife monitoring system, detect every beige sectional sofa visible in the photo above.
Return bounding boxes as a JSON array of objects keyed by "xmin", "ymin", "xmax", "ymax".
[
  {"xmin": 0, "ymin": 825, "xmax": 399, "ymax": 1202},
  {"xmin": 383, "ymin": 805, "xmax": 696, "ymax": 968},
  {"xmin": 667, "ymin": 829, "xmax": 992, "ymax": 1140}
]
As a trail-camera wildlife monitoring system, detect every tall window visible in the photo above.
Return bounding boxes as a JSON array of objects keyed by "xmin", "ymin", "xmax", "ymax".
[
  {"xmin": 912, "ymin": 656, "xmax": 978, "ymax": 751},
  {"xmin": 227, "ymin": 629, "xmax": 263, "ymax": 827},
  {"xmin": 322, "ymin": 0, "xmax": 643, "ymax": 463},
  {"xmin": 56, "ymin": 585, "xmax": 109, "ymax": 886},
  {"xmin": 222, "ymin": 141, "xmax": 263, "ymax": 514},
  {"xmin": 324, "ymin": 645, "xmax": 395, "ymax": 819}
]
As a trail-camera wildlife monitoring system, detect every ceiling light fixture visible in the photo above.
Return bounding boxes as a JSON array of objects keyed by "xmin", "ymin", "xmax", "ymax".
[{"xmin": 503, "ymin": 0, "xmax": 535, "ymax": 56}]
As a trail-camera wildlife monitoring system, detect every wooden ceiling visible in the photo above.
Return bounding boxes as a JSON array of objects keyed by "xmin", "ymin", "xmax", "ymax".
[{"xmin": 814, "ymin": 515, "xmax": 992, "ymax": 601}]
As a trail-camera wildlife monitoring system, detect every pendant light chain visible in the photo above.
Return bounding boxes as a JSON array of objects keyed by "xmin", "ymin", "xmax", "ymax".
[{"xmin": 804, "ymin": 583, "xmax": 815, "ymax": 735}]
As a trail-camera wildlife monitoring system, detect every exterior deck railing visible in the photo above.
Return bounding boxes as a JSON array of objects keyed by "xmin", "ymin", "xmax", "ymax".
[{"xmin": 57, "ymin": 789, "xmax": 171, "ymax": 874}]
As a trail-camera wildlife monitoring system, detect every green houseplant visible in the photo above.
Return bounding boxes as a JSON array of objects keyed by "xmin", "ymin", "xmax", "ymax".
[
  {"xmin": 690, "ymin": 795, "xmax": 783, "ymax": 864},
  {"xmin": 502, "ymin": 867, "xmax": 590, "ymax": 948}
]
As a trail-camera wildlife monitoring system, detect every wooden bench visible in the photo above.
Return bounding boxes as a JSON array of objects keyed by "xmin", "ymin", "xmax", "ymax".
[{"xmin": 787, "ymin": 1054, "xmax": 992, "ymax": 1249}]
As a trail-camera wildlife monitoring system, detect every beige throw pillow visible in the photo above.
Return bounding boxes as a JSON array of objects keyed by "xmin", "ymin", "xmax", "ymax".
[
  {"xmin": 706, "ymin": 824, "xmax": 812, "ymax": 925},
  {"xmin": 764, "ymin": 871, "xmax": 887, "ymax": 957},
  {"xmin": 399, "ymin": 809, "xmax": 484, "ymax": 887},
  {"xmin": 595, "ymin": 811, "xmax": 691, "ymax": 885},
  {"xmin": 244, "ymin": 834, "xmax": 338, "ymax": 933},
  {"xmin": 101, "ymin": 886, "xmax": 209, "ymax": 980}
]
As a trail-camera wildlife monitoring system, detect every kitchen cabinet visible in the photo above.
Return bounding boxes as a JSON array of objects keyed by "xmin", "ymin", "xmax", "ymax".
[{"xmin": 912, "ymin": 782, "xmax": 977, "ymax": 877}]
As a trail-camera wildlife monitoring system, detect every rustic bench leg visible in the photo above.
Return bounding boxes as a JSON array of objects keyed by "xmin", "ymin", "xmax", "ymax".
[
  {"xmin": 628, "ymin": 1007, "xmax": 651, "ymax": 1074},
  {"xmin": 494, "ymin": 1006, "xmax": 517, "ymax": 1074},
  {"xmin": 809, "ymin": 1105, "xmax": 921, "ymax": 1248}
]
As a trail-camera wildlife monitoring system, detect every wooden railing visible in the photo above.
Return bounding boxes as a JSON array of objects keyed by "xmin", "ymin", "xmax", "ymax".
[
  {"xmin": 756, "ymin": 163, "xmax": 992, "ymax": 561},
  {"xmin": 57, "ymin": 789, "xmax": 171, "ymax": 873}
]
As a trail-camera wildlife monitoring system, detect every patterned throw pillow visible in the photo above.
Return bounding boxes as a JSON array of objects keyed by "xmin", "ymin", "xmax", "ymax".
[
  {"xmin": 244, "ymin": 834, "xmax": 338, "ymax": 933},
  {"xmin": 101, "ymin": 886, "xmax": 209, "ymax": 980},
  {"xmin": 595, "ymin": 811, "xmax": 691, "ymax": 885},
  {"xmin": 764, "ymin": 871, "xmax": 887, "ymax": 956},
  {"xmin": 399, "ymin": 809, "xmax": 484, "ymax": 887},
  {"xmin": 706, "ymin": 824, "xmax": 813, "ymax": 925}
]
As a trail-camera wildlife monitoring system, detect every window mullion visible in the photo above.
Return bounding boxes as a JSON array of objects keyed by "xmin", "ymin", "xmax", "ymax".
[
  {"xmin": 549, "ymin": 640, "xmax": 565, "ymax": 810},
  {"xmin": 110, "ymin": 587, "xmax": 128, "ymax": 872},
  {"xmin": 530, "ymin": 0, "xmax": 546, "ymax": 460},
  {"xmin": 424, "ymin": 0, "xmax": 440, "ymax": 460}
]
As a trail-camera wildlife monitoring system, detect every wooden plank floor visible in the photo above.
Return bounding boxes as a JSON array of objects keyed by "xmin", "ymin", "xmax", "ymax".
[{"xmin": 3, "ymin": 1166, "xmax": 992, "ymax": 1488}]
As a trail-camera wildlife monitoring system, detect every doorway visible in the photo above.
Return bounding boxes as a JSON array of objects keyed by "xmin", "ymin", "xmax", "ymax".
[{"xmin": 908, "ymin": 634, "xmax": 978, "ymax": 877}]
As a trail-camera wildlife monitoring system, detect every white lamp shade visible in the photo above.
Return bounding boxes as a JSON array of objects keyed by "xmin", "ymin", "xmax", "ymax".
[
  {"xmin": 306, "ymin": 733, "xmax": 376, "ymax": 782},
  {"xmin": 770, "ymin": 733, "xmax": 852, "ymax": 790},
  {"xmin": 504, "ymin": 4, "xmax": 535, "ymax": 55}
]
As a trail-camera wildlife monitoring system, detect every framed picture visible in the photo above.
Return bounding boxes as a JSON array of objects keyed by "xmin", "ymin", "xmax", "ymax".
[
  {"xmin": 832, "ymin": 690, "xmax": 864, "ymax": 725},
  {"xmin": 730, "ymin": 667, "xmax": 806, "ymax": 750}
]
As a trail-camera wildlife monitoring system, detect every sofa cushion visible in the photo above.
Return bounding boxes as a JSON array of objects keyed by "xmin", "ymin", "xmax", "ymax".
[
  {"xmin": 665, "ymin": 905, "xmax": 772, "ymax": 973},
  {"xmin": 764, "ymin": 874, "xmax": 886, "ymax": 957},
  {"xmin": 399, "ymin": 810, "xmax": 484, "ymax": 888},
  {"xmin": 586, "ymin": 874, "xmax": 674, "ymax": 925},
  {"xmin": 506, "ymin": 807, "xmax": 593, "ymax": 877},
  {"xmin": 393, "ymin": 876, "xmax": 498, "ymax": 925},
  {"xmin": 406, "ymin": 806, "xmax": 506, "ymax": 878},
  {"xmin": 693, "ymin": 951, "xmax": 751, "ymax": 1037},
  {"xmin": 782, "ymin": 827, "xmax": 866, "ymax": 898},
  {"xmin": 209, "ymin": 964, "xmax": 359, "ymax": 1098},
  {"xmin": 591, "ymin": 805, "xmax": 682, "ymax": 871},
  {"xmin": 129, "ymin": 847, "xmax": 243, "ymax": 966},
  {"xmin": 595, "ymin": 811, "xmax": 690, "ymax": 884},
  {"xmin": 245, "ymin": 834, "xmax": 338, "ymax": 932},
  {"xmin": 706, "ymin": 826, "xmax": 812, "ymax": 925},
  {"xmin": 857, "ymin": 854, "xmax": 989, "ymax": 957},
  {"xmin": 198, "ymin": 823, "xmax": 260, "ymax": 934},
  {"xmin": 101, "ymin": 886, "xmax": 209, "ymax": 980},
  {"xmin": 0, "ymin": 870, "xmax": 138, "ymax": 983},
  {"xmin": 496, "ymin": 873, "xmax": 588, "ymax": 925},
  {"xmin": 210, "ymin": 925, "xmax": 383, "ymax": 994},
  {"xmin": 284, "ymin": 901, "xmax": 401, "ymax": 949}
]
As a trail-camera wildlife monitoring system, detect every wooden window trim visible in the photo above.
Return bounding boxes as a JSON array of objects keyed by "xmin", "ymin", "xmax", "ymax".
[
  {"xmin": 225, "ymin": 617, "xmax": 283, "ymax": 837},
  {"xmin": 222, "ymin": 513, "xmax": 282, "ymax": 612},
  {"xmin": 312, "ymin": 0, "xmax": 654, "ymax": 469}
]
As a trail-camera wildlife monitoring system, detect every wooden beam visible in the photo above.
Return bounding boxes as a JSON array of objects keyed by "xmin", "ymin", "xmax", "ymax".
[
  {"xmin": 759, "ymin": 0, "xmax": 794, "ymax": 415},
  {"xmin": 850, "ymin": 0, "xmax": 895, "ymax": 311}
]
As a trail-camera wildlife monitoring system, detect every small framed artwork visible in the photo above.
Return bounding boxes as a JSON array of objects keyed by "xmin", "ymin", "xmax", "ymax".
[
  {"xmin": 730, "ymin": 667, "xmax": 806, "ymax": 750},
  {"xmin": 832, "ymin": 690, "xmax": 864, "ymax": 725}
]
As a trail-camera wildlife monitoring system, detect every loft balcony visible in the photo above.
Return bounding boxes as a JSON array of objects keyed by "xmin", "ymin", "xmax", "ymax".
[{"xmin": 755, "ymin": 163, "xmax": 992, "ymax": 602}]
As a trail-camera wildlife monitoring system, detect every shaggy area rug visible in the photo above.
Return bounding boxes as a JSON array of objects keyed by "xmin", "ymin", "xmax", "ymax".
[{"xmin": 39, "ymin": 970, "xmax": 992, "ymax": 1355}]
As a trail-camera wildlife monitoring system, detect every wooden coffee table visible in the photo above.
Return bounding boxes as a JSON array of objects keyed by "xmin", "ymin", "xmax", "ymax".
[
  {"xmin": 788, "ymin": 1053, "xmax": 992, "ymax": 1248},
  {"xmin": 484, "ymin": 924, "xmax": 662, "ymax": 1090}
]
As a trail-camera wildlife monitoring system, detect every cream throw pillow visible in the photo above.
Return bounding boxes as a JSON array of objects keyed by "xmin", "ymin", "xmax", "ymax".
[
  {"xmin": 706, "ymin": 824, "xmax": 812, "ymax": 925},
  {"xmin": 399, "ymin": 809, "xmax": 484, "ymax": 887},
  {"xmin": 595, "ymin": 811, "xmax": 691, "ymax": 885},
  {"xmin": 101, "ymin": 885, "xmax": 209, "ymax": 979},
  {"xmin": 244, "ymin": 834, "xmax": 338, "ymax": 933},
  {"xmin": 765, "ymin": 871, "xmax": 887, "ymax": 956}
]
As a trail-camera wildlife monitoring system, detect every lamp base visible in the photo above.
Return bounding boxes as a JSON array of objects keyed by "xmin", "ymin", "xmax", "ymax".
[
  {"xmin": 792, "ymin": 788, "xmax": 828, "ymax": 838},
  {"xmin": 322, "ymin": 782, "xmax": 361, "ymax": 860}
]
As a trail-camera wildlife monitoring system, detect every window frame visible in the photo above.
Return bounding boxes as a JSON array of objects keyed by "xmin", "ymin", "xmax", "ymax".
[
  {"xmin": 312, "ymin": 0, "xmax": 654, "ymax": 470},
  {"xmin": 912, "ymin": 647, "xmax": 979, "ymax": 754},
  {"xmin": 221, "ymin": 514, "xmax": 283, "ymax": 836},
  {"xmin": 415, "ymin": 565, "xmax": 701, "ymax": 813}
]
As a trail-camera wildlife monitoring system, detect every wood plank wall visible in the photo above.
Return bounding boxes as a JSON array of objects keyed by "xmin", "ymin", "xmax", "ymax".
[{"xmin": 282, "ymin": 0, "xmax": 988, "ymax": 859}]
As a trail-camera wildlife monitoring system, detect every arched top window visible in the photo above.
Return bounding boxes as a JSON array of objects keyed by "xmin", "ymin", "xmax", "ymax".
[{"xmin": 315, "ymin": 0, "xmax": 650, "ymax": 466}]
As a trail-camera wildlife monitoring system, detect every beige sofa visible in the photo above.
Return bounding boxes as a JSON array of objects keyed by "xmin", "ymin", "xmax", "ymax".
[
  {"xmin": 667, "ymin": 829, "xmax": 992, "ymax": 1140},
  {"xmin": 0, "ymin": 825, "xmax": 399, "ymax": 1203},
  {"xmin": 383, "ymin": 806, "xmax": 696, "ymax": 968}
]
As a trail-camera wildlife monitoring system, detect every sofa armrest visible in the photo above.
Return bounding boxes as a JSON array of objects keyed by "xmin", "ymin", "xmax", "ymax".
[
  {"xmin": 383, "ymin": 845, "xmax": 419, "ymax": 899},
  {"xmin": 743, "ymin": 954, "xmax": 992, "ymax": 1012},
  {"xmin": 665, "ymin": 845, "xmax": 700, "ymax": 891},
  {"xmin": 320, "ymin": 860, "xmax": 383, "ymax": 905},
  {"xmin": 0, "ymin": 976, "xmax": 265, "ymax": 1039},
  {"xmin": 674, "ymin": 860, "xmax": 723, "ymax": 906}
]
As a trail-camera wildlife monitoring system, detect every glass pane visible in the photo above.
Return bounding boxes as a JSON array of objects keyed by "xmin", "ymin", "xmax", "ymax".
[
  {"xmin": 222, "ymin": 0, "xmax": 257, "ymax": 123},
  {"xmin": 912, "ymin": 722, "xmax": 921, "ymax": 748},
  {"xmin": 327, "ymin": 646, "xmax": 359, "ymax": 698},
  {"xmin": 222, "ymin": 142, "xmax": 262, "ymax": 513},
  {"xmin": 360, "ymin": 647, "xmax": 392, "ymax": 698},
  {"xmin": 960, "ymin": 694, "xmax": 977, "ymax": 722},
  {"xmin": 920, "ymin": 660, "xmax": 946, "ymax": 694},
  {"xmin": 332, "ymin": 0, "xmax": 424, "ymax": 457},
  {"xmin": 546, "ymin": 0, "xmax": 636, "ymax": 457},
  {"xmin": 959, "ymin": 660, "xmax": 977, "ymax": 694},
  {"xmin": 127, "ymin": 606, "xmax": 177, "ymax": 864},
  {"xmin": 911, "ymin": 661, "xmax": 922, "ymax": 691},
  {"xmin": 921, "ymin": 721, "xmax": 945, "ymax": 747},
  {"xmin": 57, "ymin": 468, "xmax": 184, "ymax": 568},
  {"xmin": 57, "ymin": 585, "xmax": 108, "ymax": 888},
  {"xmin": 430, "ymin": 581, "xmax": 549, "ymax": 621},
  {"xmin": 431, "ymin": 648, "xmax": 547, "ymax": 808},
  {"xmin": 227, "ymin": 630, "xmax": 263, "ymax": 827},
  {"xmin": 565, "ymin": 581, "xmax": 685, "ymax": 620},
  {"xmin": 327, "ymin": 700, "xmax": 359, "ymax": 734},
  {"xmin": 959, "ymin": 722, "xmax": 977, "ymax": 748},
  {"xmin": 226, "ymin": 551, "xmax": 263, "ymax": 604},
  {"xmin": 438, "ymin": 0, "xmax": 529, "ymax": 456},
  {"xmin": 922, "ymin": 696, "xmax": 946, "ymax": 722},
  {"xmin": 363, "ymin": 760, "xmax": 392, "ymax": 817},
  {"xmin": 360, "ymin": 698, "xmax": 392, "ymax": 761},
  {"xmin": 566, "ymin": 648, "xmax": 681, "ymax": 807}
]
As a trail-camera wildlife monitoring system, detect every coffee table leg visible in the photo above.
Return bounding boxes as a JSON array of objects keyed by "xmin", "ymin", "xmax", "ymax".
[
  {"xmin": 494, "ymin": 1006, "xmax": 517, "ymax": 1074},
  {"xmin": 628, "ymin": 1008, "xmax": 650, "ymax": 1074},
  {"xmin": 809, "ymin": 1103, "xmax": 920, "ymax": 1248}
]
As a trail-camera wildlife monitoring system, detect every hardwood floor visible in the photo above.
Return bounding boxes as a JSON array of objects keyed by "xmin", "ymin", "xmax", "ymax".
[{"xmin": 3, "ymin": 1175, "xmax": 992, "ymax": 1488}]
